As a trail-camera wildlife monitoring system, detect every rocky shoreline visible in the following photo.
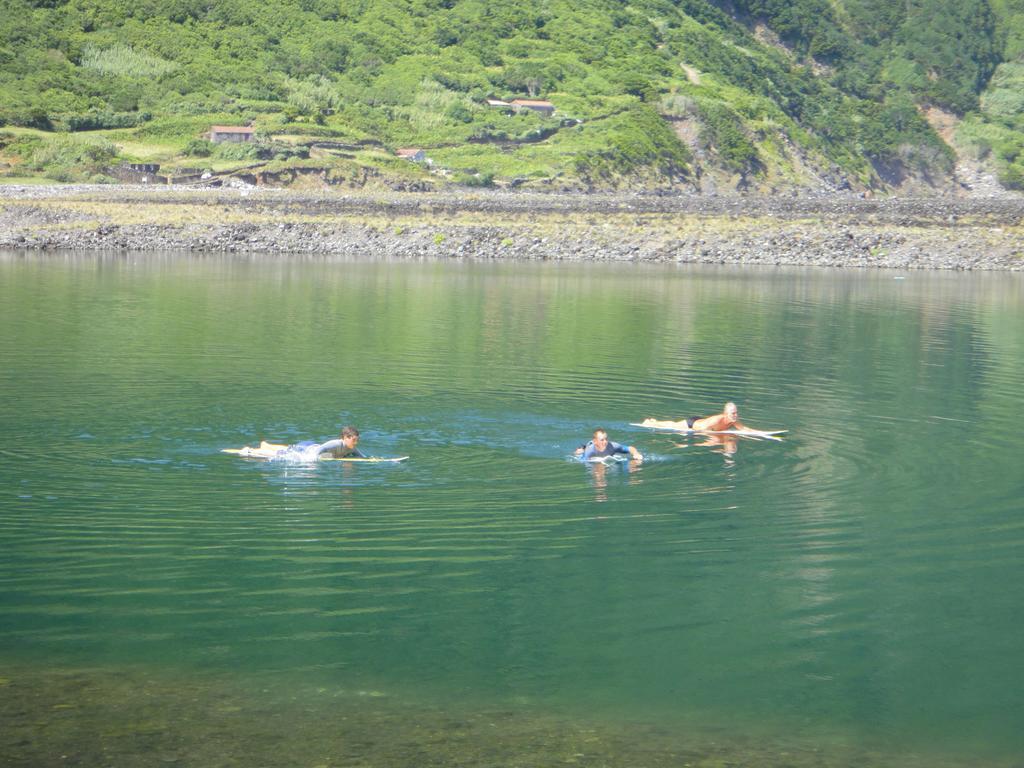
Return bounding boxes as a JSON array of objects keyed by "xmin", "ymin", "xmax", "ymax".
[{"xmin": 1, "ymin": 184, "xmax": 1022, "ymax": 270}]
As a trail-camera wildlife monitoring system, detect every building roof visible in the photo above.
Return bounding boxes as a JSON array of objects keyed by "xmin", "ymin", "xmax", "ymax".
[
  {"xmin": 210, "ymin": 125, "xmax": 255, "ymax": 133},
  {"xmin": 510, "ymin": 99, "xmax": 554, "ymax": 107},
  {"xmin": 485, "ymin": 99, "xmax": 511, "ymax": 106},
  {"xmin": 396, "ymin": 148, "xmax": 425, "ymax": 156}
]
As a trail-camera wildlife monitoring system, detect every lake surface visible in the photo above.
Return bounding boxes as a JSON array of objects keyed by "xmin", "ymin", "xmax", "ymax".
[{"xmin": 1, "ymin": 252, "xmax": 1022, "ymax": 767}]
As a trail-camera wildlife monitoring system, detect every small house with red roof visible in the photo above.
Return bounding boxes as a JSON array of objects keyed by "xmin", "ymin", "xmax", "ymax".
[{"xmin": 396, "ymin": 148, "xmax": 427, "ymax": 162}]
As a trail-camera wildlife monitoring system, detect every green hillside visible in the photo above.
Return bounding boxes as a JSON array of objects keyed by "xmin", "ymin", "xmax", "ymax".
[{"xmin": 1, "ymin": 0, "xmax": 1022, "ymax": 192}]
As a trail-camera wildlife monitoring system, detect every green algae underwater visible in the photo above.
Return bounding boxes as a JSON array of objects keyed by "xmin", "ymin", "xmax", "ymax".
[{"xmin": 1, "ymin": 253, "xmax": 1023, "ymax": 766}]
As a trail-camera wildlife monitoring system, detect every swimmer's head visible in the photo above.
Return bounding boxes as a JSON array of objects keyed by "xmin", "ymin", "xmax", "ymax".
[{"xmin": 340, "ymin": 425, "xmax": 360, "ymax": 446}]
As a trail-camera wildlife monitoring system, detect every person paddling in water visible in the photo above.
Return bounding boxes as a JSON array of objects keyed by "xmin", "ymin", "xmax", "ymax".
[
  {"xmin": 641, "ymin": 402, "xmax": 752, "ymax": 433},
  {"xmin": 286, "ymin": 425, "xmax": 366, "ymax": 459},
  {"xmin": 575, "ymin": 428, "xmax": 643, "ymax": 462},
  {"xmin": 242, "ymin": 425, "xmax": 367, "ymax": 461}
]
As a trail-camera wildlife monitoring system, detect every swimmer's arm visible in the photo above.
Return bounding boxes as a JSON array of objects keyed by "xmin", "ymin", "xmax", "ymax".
[
  {"xmin": 612, "ymin": 442, "xmax": 643, "ymax": 462},
  {"xmin": 312, "ymin": 439, "xmax": 344, "ymax": 458}
]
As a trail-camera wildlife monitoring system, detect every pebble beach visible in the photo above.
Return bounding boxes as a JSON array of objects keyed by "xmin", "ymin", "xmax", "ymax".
[{"xmin": 1, "ymin": 184, "xmax": 1021, "ymax": 270}]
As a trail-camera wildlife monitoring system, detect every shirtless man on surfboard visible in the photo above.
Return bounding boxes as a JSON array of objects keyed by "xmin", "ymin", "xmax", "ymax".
[{"xmin": 641, "ymin": 402, "xmax": 752, "ymax": 433}]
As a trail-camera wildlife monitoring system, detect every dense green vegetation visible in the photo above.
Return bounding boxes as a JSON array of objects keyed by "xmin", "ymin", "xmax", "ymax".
[{"xmin": 0, "ymin": 0, "xmax": 1020, "ymax": 189}]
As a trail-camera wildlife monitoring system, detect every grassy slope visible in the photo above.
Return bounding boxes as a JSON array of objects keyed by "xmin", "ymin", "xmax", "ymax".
[{"xmin": 0, "ymin": 0, "xmax": 1020, "ymax": 191}]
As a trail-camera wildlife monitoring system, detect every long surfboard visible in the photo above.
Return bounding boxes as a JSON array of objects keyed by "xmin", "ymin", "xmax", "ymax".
[
  {"xmin": 221, "ymin": 447, "xmax": 409, "ymax": 462},
  {"xmin": 319, "ymin": 456, "xmax": 409, "ymax": 463},
  {"xmin": 629, "ymin": 423, "xmax": 787, "ymax": 441}
]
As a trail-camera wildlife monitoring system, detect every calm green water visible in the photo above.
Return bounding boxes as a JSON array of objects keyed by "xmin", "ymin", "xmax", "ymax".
[{"xmin": 1, "ymin": 253, "xmax": 1022, "ymax": 766}]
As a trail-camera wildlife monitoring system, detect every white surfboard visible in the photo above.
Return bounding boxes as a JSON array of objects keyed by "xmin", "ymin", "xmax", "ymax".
[
  {"xmin": 321, "ymin": 455, "xmax": 409, "ymax": 463},
  {"xmin": 629, "ymin": 423, "xmax": 787, "ymax": 441},
  {"xmin": 585, "ymin": 454, "xmax": 630, "ymax": 466},
  {"xmin": 222, "ymin": 446, "xmax": 408, "ymax": 462}
]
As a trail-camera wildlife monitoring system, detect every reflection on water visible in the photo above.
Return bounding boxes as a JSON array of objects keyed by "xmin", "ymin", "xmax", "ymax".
[
  {"xmin": 1, "ymin": 253, "xmax": 1023, "ymax": 766},
  {"xmin": 580, "ymin": 457, "xmax": 645, "ymax": 503}
]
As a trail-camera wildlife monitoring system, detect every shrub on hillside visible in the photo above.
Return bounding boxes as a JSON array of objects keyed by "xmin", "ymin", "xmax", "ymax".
[
  {"xmin": 456, "ymin": 171, "xmax": 494, "ymax": 187},
  {"xmin": 998, "ymin": 162, "xmax": 1024, "ymax": 190},
  {"xmin": 0, "ymin": 106, "xmax": 53, "ymax": 130},
  {"xmin": 184, "ymin": 138, "xmax": 214, "ymax": 157},
  {"xmin": 211, "ymin": 140, "xmax": 309, "ymax": 162},
  {"xmin": 64, "ymin": 111, "xmax": 152, "ymax": 131},
  {"xmin": 0, "ymin": 133, "xmax": 43, "ymax": 159},
  {"xmin": 214, "ymin": 142, "xmax": 263, "ymax": 161},
  {"xmin": 857, "ymin": 97, "xmax": 954, "ymax": 168},
  {"xmin": 573, "ymin": 104, "xmax": 691, "ymax": 183},
  {"xmin": 695, "ymin": 100, "xmax": 761, "ymax": 173},
  {"xmin": 24, "ymin": 135, "xmax": 119, "ymax": 181}
]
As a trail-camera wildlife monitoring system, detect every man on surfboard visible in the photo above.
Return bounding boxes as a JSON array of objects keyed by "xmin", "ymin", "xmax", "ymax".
[
  {"xmin": 641, "ymin": 402, "xmax": 751, "ymax": 433},
  {"xmin": 575, "ymin": 428, "xmax": 643, "ymax": 462},
  {"xmin": 230, "ymin": 425, "xmax": 368, "ymax": 461}
]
